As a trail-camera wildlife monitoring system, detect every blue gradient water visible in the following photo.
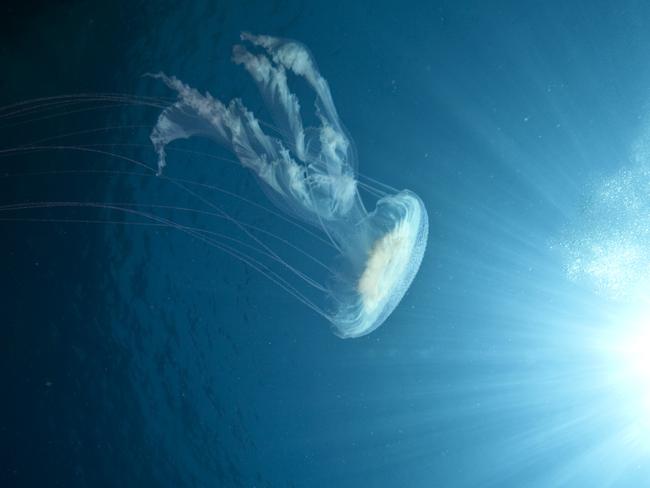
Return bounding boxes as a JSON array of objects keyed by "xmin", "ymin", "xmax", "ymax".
[{"xmin": 4, "ymin": 1, "xmax": 650, "ymax": 486}]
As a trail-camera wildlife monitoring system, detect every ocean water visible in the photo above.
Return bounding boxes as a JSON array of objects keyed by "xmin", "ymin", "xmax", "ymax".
[{"xmin": 4, "ymin": 1, "xmax": 650, "ymax": 486}]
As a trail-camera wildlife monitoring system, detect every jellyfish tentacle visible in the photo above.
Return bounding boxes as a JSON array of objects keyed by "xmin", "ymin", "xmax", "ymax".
[
  {"xmin": 1, "ymin": 200, "xmax": 332, "ymax": 308},
  {"xmin": 0, "ymin": 142, "xmax": 334, "ymax": 250}
]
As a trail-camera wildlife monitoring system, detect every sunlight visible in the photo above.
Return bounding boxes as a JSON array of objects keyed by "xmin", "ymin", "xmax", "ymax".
[{"xmin": 617, "ymin": 321, "xmax": 650, "ymax": 416}]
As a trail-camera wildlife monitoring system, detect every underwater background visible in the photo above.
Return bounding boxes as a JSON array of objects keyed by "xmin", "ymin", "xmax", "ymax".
[{"xmin": 4, "ymin": 1, "xmax": 650, "ymax": 486}]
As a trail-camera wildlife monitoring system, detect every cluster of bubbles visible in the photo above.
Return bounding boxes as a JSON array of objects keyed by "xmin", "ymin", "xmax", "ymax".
[{"xmin": 562, "ymin": 153, "xmax": 650, "ymax": 300}]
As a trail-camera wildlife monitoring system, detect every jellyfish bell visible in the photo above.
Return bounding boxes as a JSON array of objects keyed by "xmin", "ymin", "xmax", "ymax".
[
  {"xmin": 327, "ymin": 190, "xmax": 428, "ymax": 338},
  {"xmin": 149, "ymin": 33, "xmax": 429, "ymax": 338}
]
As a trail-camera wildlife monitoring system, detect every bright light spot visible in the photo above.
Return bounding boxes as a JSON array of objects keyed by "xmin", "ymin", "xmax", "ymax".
[
  {"xmin": 619, "ymin": 327, "xmax": 650, "ymax": 383},
  {"xmin": 610, "ymin": 315, "xmax": 650, "ymax": 429}
]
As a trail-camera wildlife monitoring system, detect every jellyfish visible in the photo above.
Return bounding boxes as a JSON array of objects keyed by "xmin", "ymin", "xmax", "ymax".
[{"xmin": 148, "ymin": 33, "xmax": 428, "ymax": 338}]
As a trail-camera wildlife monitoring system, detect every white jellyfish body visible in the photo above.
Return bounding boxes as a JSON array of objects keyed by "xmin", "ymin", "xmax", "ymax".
[{"xmin": 150, "ymin": 33, "xmax": 428, "ymax": 338}]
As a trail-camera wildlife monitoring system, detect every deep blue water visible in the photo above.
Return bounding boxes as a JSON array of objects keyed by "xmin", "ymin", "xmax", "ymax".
[{"xmin": 4, "ymin": 1, "xmax": 650, "ymax": 486}]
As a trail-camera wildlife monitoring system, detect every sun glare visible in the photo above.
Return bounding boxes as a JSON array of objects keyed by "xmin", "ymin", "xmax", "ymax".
[{"xmin": 617, "ymin": 324, "xmax": 650, "ymax": 413}]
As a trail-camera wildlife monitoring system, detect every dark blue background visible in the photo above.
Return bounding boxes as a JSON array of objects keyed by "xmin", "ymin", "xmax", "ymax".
[{"xmin": 3, "ymin": 1, "xmax": 650, "ymax": 486}]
